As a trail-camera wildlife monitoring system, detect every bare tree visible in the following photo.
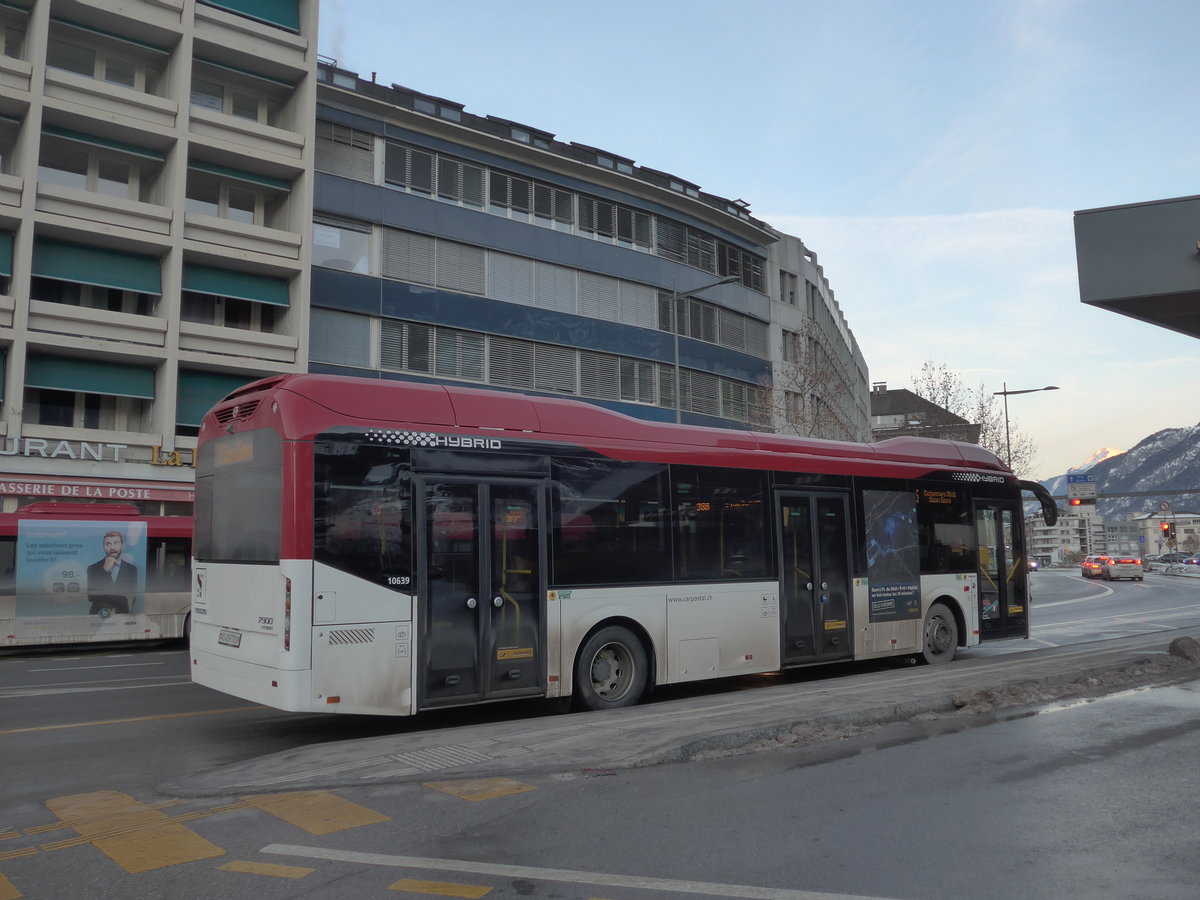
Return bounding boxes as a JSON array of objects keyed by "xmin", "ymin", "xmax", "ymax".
[
  {"xmin": 752, "ymin": 318, "xmax": 860, "ymax": 440},
  {"xmin": 909, "ymin": 361, "xmax": 1041, "ymax": 477}
]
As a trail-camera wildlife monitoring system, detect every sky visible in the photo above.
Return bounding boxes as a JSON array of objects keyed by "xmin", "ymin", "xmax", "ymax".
[{"xmin": 317, "ymin": 0, "xmax": 1200, "ymax": 482}]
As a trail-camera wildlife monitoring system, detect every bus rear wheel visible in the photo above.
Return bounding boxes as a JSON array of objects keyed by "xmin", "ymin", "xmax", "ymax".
[
  {"xmin": 574, "ymin": 626, "xmax": 648, "ymax": 711},
  {"xmin": 922, "ymin": 602, "xmax": 958, "ymax": 665}
]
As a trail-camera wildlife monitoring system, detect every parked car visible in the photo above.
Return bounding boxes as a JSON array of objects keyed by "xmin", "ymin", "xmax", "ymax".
[
  {"xmin": 1103, "ymin": 555, "xmax": 1144, "ymax": 581},
  {"xmin": 1159, "ymin": 552, "xmax": 1191, "ymax": 563},
  {"xmin": 1081, "ymin": 555, "xmax": 1109, "ymax": 578}
]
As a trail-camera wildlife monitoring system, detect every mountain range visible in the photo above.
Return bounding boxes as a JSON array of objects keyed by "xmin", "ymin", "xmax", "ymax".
[{"xmin": 1039, "ymin": 424, "xmax": 1200, "ymax": 521}]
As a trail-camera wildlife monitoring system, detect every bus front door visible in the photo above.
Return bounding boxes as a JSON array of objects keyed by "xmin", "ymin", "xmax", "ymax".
[
  {"xmin": 975, "ymin": 503, "xmax": 1029, "ymax": 639},
  {"xmin": 776, "ymin": 492, "xmax": 854, "ymax": 666},
  {"xmin": 420, "ymin": 479, "xmax": 545, "ymax": 708}
]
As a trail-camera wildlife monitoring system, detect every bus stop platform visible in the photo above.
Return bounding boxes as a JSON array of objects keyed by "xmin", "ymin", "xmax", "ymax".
[{"xmin": 167, "ymin": 630, "xmax": 1200, "ymax": 798}]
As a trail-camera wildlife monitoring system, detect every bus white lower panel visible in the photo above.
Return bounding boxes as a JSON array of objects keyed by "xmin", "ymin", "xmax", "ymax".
[
  {"xmin": 310, "ymin": 621, "xmax": 415, "ymax": 716},
  {"xmin": 192, "ymin": 648, "xmax": 314, "ymax": 712},
  {"xmin": 557, "ymin": 582, "xmax": 781, "ymax": 693}
]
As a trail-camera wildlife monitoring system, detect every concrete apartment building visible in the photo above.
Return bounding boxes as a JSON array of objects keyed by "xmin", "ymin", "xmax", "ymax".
[
  {"xmin": 0, "ymin": 0, "xmax": 869, "ymax": 519},
  {"xmin": 0, "ymin": 0, "xmax": 317, "ymax": 514}
]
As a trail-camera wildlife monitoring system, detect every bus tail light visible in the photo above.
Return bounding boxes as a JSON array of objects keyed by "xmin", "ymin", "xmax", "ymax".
[{"xmin": 283, "ymin": 577, "xmax": 292, "ymax": 652}]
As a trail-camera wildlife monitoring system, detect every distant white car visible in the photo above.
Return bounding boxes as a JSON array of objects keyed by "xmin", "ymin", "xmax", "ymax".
[{"xmin": 1103, "ymin": 556, "xmax": 1144, "ymax": 581}]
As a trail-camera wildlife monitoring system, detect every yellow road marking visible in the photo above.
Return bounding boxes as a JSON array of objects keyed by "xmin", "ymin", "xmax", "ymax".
[
  {"xmin": 0, "ymin": 706, "xmax": 264, "ymax": 736},
  {"xmin": 239, "ymin": 791, "xmax": 390, "ymax": 835},
  {"xmin": 219, "ymin": 860, "xmax": 314, "ymax": 879},
  {"xmin": 0, "ymin": 871, "xmax": 21, "ymax": 900},
  {"xmin": 45, "ymin": 791, "xmax": 223, "ymax": 874},
  {"xmin": 388, "ymin": 878, "xmax": 491, "ymax": 898},
  {"xmin": 423, "ymin": 778, "xmax": 535, "ymax": 802},
  {"xmin": 0, "ymin": 849, "xmax": 35, "ymax": 863}
]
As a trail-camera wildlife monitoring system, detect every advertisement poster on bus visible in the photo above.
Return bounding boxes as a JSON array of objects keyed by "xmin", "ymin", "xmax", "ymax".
[
  {"xmin": 14, "ymin": 520, "xmax": 147, "ymax": 628},
  {"xmin": 863, "ymin": 490, "xmax": 920, "ymax": 622}
]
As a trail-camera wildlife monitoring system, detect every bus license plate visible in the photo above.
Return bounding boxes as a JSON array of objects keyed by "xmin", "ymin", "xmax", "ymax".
[{"xmin": 218, "ymin": 629, "xmax": 242, "ymax": 648}]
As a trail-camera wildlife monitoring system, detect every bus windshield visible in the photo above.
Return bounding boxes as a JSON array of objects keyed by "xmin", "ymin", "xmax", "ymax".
[{"xmin": 194, "ymin": 429, "xmax": 282, "ymax": 563}]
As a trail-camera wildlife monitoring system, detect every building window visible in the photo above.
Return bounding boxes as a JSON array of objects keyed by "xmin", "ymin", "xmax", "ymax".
[
  {"xmin": 436, "ymin": 155, "xmax": 485, "ymax": 208},
  {"xmin": 46, "ymin": 22, "xmax": 165, "ymax": 95},
  {"xmin": 181, "ymin": 292, "xmax": 279, "ymax": 332},
  {"xmin": 312, "ymin": 218, "xmax": 371, "ymax": 274},
  {"xmin": 0, "ymin": 4, "xmax": 27, "ymax": 59},
  {"xmin": 38, "ymin": 133, "xmax": 163, "ymax": 203},
  {"xmin": 0, "ymin": 116, "xmax": 17, "ymax": 176},
  {"xmin": 191, "ymin": 62, "xmax": 290, "ymax": 127},
  {"xmin": 315, "ymin": 120, "xmax": 374, "ymax": 181},
  {"xmin": 489, "ymin": 171, "xmax": 532, "ymax": 222},
  {"xmin": 310, "ymin": 307, "xmax": 371, "ymax": 367},
  {"xmin": 384, "ymin": 141, "xmax": 433, "ymax": 194},
  {"xmin": 30, "ymin": 277, "xmax": 156, "ymax": 316},
  {"xmin": 25, "ymin": 388, "xmax": 150, "ymax": 431},
  {"xmin": 186, "ymin": 167, "xmax": 288, "ymax": 227},
  {"xmin": 531, "ymin": 182, "xmax": 574, "ymax": 231}
]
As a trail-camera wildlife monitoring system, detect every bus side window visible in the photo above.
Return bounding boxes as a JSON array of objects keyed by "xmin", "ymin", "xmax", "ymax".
[
  {"xmin": 671, "ymin": 466, "xmax": 768, "ymax": 581},
  {"xmin": 146, "ymin": 538, "xmax": 192, "ymax": 591},
  {"xmin": 0, "ymin": 536, "xmax": 14, "ymax": 594}
]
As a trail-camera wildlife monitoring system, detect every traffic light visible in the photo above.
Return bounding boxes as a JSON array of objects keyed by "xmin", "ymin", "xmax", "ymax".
[
  {"xmin": 1162, "ymin": 521, "xmax": 1171, "ymax": 533},
  {"xmin": 1161, "ymin": 521, "xmax": 1177, "ymax": 540}
]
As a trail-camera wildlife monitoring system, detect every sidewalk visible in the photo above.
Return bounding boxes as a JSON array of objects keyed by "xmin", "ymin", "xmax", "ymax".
[{"xmin": 167, "ymin": 629, "xmax": 1200, "ymax": 799}]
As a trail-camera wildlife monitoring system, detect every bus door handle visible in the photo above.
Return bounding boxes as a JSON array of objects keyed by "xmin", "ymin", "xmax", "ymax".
[
  {"xmin": 493, "ymin": 596, "xmax": 504, "ymax": 608},
  {"xmin": 806, "ymin": 582, "xmax": 814, "ymax": 591},
  {"xmin": 466, "ymin": 597, "xmax": 478, "ymax": 610}
]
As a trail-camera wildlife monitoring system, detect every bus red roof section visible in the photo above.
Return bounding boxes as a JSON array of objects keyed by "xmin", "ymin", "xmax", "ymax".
[
  {"xmin": 204, "ymin": 374, "xmax": 1011, "ymax": 479},
  {"xmin": 0, "ymin": 502, "xmax": 193, "ymax": 537}
]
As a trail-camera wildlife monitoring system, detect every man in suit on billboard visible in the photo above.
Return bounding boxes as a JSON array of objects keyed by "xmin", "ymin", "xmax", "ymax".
[{"xmin": 87, "ymin": 530, "xmax": 138, "ymax": 616}]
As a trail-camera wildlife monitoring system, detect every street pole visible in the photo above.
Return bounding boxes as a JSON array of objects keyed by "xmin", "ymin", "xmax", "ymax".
[
  {"xmin": 992, "ymin": 383, "xmax": 1060, "ymax": 468},
  {"xmin": 667, "ymin": 275, "xmax": 738, "ymax": 424}
]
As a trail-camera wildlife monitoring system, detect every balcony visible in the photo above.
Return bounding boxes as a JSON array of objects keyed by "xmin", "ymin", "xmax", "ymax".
[
  {"xmin": 43, "ymin": 67, "xmax": 177, "ymax": 134},
  {"xmin": 0, "ymin": 173, "xmax": 20, "ymax": 209},
  {"xmin": 36, "ymin": 182, "xmax": 172, "ymax": 236},
  {"xmin": 193, "ymin": 3, "xmax": 309, "ymax": 77},
  {"xmin": 178, "ymin": 320, "xmax": 299, "ymax": 365},
  {"xmin": 27, "ymin": 301, "xmax": 168, "ymax": 348},
  {"xmin": 183, "ymin": 211, "xmax": 300, "ymax": 260},
  {"xmin": 0, "ymin": 52, "xmax": 30, "ymax": 98},
  {"xmin": 177, "ymin": 321, "xmax": 300, "ymax": 367},
  {"xmin": 188, "ymin": 106, "xmax": 305, "ymax": 164}
]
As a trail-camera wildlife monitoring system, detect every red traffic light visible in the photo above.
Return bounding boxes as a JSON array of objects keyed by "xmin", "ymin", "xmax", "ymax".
[
  {"xmin": 1162, "ymin": 522, "xmax": 1171, "ymax": 532},
  {"xmin": 1070, "ymin": 498, "xmax": 1082, "ymax": 506}
]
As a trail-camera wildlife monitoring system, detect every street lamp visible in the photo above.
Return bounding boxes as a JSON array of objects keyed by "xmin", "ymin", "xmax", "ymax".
[
  {"xmin": 668, "ymin": 275, "xmax": 739, "ymax": 423},
  {"xmin": 992, "ymin": 382, "xmax": 1059, "ymax": 468}
]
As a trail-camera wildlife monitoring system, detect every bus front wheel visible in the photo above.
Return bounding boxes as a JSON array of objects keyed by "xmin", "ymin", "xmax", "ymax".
[
  {"xmin": 574, "ymin": 626, "xmax": 648, "ymax": 711},
  {"xmin": 922, "ymin": 602, "xmax": 958, "ymax": 665}
]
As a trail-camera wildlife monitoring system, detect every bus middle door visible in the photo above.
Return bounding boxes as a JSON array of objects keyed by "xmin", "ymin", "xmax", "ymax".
[
  {"xmin": 777, "ymin": 492, "xmax": 854, "ymax": 666},
  {"xmin": 975, "ymin": 502, "xmax": 1029, "ymax": 640},
  {"xmin": 420, "ymin": 478, "xmax": 546, "ymax": 709}
]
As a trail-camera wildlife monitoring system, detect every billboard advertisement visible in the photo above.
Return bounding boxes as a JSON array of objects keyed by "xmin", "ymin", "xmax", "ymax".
[{"xmin": 15, "ymin": 519, "xmax": 147, "ymax": 620}]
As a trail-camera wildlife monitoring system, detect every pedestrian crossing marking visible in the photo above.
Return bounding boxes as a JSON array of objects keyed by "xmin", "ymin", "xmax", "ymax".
[
  {"xmin": 0, "ymin": 871, "xmax": 20, "ymax": 900},
  {"xmin": 219, "ymin": 860, "xmax": 315, "ymax": 879},
  {"xmin": 422, "ymin": 778, "xmax": 535, "ymax": 802},
  {"xmin": 239, "ymin": 791, "xmax": 390, "ymax": 835},
  {"xmin": 44, "ymin": 791, "xmax": 224, "ymax": 874},
  {"xmin": 388, "ymin": 878, "xmax": 492, "ymax": 897}
]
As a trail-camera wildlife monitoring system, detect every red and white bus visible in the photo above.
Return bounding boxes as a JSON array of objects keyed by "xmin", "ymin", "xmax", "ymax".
[
  {"xmin": 190, "ymin": 374, "xmax": 1057, "ymax": 716},
  {"xmin": 0, "ymin": 502, "xmax": 192, "ymax": 647}
]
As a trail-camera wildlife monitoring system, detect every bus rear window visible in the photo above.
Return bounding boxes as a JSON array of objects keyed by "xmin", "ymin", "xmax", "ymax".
[{"xmin": 195, "ymin": 430, "xmax": 282, "ymax": 563}]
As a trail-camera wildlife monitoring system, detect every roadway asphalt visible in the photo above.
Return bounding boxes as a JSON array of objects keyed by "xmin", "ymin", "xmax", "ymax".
[{"xmin": 167, "ymin": 622, "xmax": 1200, "ymax": 800}]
